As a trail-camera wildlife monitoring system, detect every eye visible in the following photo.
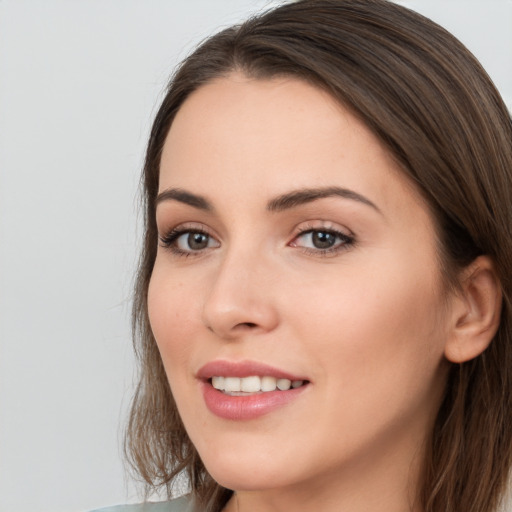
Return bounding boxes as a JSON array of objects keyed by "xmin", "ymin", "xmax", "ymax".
[
  {"xmin": 159, "ymin": 228, "xmax": 220, "ymax": 255},
  {"xmin": 290, "ymin": 228, "xmax": 354, "ymax": 255}
]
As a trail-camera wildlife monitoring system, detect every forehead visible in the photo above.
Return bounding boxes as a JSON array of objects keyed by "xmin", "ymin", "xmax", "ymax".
[{"xmin": 159, "ymin": 73, "xmax": 426, "ymax": 222}]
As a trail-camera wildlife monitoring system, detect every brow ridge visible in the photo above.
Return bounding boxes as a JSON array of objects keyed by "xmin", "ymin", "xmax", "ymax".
[
  {"xmin": 266, "ymin": 186, "xmax": 380, "ymax": 213},
  {"xmin": 156, "ymin": 188, "xmax": 212, "ymax": 211},
  {"xmin": 155, "ymin": 186, "xmax": 380, "ymax": 215}
]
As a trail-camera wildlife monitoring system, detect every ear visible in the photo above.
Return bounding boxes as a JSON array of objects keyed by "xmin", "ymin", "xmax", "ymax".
[{"xmin": 444, "ymin": 256, "xmax": 502, "ymax": 363}]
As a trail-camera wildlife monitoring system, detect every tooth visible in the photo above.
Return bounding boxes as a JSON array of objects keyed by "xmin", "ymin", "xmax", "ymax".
[
  {"xmin": 277, "ymin": 378, "xmax": 292, "ymax": 391},
  {"xmin": 261, "ymin": 376, "xmax": 277, "ymax": 392},
  {"xmin": 241, "ymin": 376, "xmax": 261, "ymax": 392},
  {"xmin": 212, "ymin": 376, "xmax": 225, "ymax": 390},
  {"xmin": 291, "ymin": 380, "xmax": 303, "ymax": 388},
  {"xmin": 224, "ymin": 377, "xmax": 241, "ymax": 392}
]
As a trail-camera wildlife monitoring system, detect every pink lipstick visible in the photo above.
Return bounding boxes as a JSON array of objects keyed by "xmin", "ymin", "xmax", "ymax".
[{"xmin": 197, "ymin": 360, "xmax": 309, "ymax": 421}]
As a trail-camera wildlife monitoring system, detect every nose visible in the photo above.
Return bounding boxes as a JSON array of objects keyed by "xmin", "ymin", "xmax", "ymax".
[{"xmin": 201, "ymin": 249, "xmax": 279, "ymax": 340}]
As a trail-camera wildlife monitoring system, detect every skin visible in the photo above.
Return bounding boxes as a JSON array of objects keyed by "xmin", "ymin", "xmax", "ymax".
[{"xmin": 148, "ymin": 74, "xmax": 456, "ymax": 512}]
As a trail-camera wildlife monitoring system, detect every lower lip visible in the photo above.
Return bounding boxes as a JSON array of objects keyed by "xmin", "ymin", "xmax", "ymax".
[{"xmin": 201, "ymin": 381, "xmax": 308, "ymax": 420}]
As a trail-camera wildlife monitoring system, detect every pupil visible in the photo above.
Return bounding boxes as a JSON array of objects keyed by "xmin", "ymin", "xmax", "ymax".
[
  {"xmin": 188, "ymin": 232, "xmax": 208, "ymax": 250},
  {"xmin": 312, "ymin": 231, "xmax": 335, "ymax": 249}
]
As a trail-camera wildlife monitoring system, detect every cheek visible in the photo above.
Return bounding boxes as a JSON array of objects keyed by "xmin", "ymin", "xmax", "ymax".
[
  {"xmin": 147, "ymin": 264, "xmax": 199, "ymax": 372},
  {"xmin": 286, "ymin": 257, "xmax": 448, "ymax": 398},
  {"xmin": 278, "ymin": 265, "xmax": 449, "ymax": 465}
]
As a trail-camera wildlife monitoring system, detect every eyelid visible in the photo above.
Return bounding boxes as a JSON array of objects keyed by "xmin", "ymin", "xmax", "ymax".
[
  {"xmin": 158, "ymin": 222, "xmax": 221, "ymax": 254},
  {"xmin": 288, "ymin": 220, "xmax": 356, "ymax": 256},
  {"xmin": 290, "ymin": 220, "xmax": 353, "ymax": 239},
  {"xmin": 158, "ymin": 221, "xmax": 215, "ymax": 239},
  {"xmin": 157, "ymin": 219, "xmax": 355, "ymax": 258}
]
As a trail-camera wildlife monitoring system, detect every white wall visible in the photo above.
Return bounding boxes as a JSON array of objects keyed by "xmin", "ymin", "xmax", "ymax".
[{"xmin": 0, "ymin": 2, "xmax": 510, "ymax": 512}]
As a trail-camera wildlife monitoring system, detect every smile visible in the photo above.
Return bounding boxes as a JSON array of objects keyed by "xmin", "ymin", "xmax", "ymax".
[
  {"xmin": 197, "ymin": 360, "xmax": 310, "ymax": 420},
  {"xmin": 211, "ymin": 376, "xmax": 305, "ymax": 394}
]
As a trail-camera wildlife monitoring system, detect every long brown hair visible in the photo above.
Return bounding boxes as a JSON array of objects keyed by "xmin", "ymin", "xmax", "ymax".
[{"xmin": 126, "ymin": 1, "xmax": 512, "ymax": 511}]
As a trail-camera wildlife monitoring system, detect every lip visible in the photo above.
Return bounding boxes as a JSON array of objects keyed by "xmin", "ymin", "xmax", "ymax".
[
  {"xmin": 197, "ymin": 360, "xmax": 310, "ymax": 421},
  {"xmin": 197, "ymin": 359, "xmax": 307, "ymax": 381}
]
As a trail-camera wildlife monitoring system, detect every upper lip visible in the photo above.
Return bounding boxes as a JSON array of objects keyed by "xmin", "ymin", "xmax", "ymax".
[{"xmin": 197, "ymin": 360, "xmax": 308, "ymax": 382}]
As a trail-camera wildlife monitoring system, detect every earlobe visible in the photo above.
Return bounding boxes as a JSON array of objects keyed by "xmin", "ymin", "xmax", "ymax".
[{"xmin": 444, "ymin": 256, "xmax": 502, "ymax": 364}]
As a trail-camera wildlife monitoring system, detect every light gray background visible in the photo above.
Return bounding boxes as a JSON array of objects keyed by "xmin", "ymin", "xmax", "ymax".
[{"xmin": 1, "ymin": 1, "xmax": 511, "ymax": 512}]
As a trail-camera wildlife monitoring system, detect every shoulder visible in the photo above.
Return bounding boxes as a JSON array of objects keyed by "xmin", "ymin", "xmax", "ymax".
[{"xmin": 90, "ymin": 496, "xmax": 195, "ymax": 512}]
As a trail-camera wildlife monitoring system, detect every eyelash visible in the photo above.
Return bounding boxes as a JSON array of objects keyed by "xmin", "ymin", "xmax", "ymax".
[
  {"xmin": 158, "ymin": 225, "xmax": 355, "ymax": 258},
  {"xmin": 159, "ymin": 226, "xmax": 216, "ymax": 257},
  {"xmin": 290, "ymin": 226, "xmax": 355, "ymax": 257}
]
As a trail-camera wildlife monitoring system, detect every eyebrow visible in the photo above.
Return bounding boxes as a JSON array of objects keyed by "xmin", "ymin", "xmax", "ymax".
[
  {"xmin": 155, "ymin": 185, "xmax": 380, "ymax": 214},
  {"xmin": 156, "ymin": 188, "xmax": 213, "ymax": 210},
  {"xmin": 266, "ymin": 186, "xmax": 381, "ymax": 214}
]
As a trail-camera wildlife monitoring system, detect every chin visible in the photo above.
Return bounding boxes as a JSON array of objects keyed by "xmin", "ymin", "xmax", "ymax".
[
  {"xmin": 196, "ymin": 439, "xmax": 300, "ymax": 492},
  {"xmin": 205, "ymin": 463, "xmax": 291, "ymax": 492}
]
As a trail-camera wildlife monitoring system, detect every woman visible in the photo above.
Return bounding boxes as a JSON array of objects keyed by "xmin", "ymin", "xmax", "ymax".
[{"xmin": 117, "ymin": 1, "xmax": 512, "ymax": 511}]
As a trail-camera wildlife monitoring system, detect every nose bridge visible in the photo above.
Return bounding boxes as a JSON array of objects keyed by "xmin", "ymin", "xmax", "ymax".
[{"xmin": 201, "ymin": 240, "xmax": 278, "ymax": 338}]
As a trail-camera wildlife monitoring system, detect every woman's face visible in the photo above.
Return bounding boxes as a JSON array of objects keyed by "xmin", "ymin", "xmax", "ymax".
[{"xmin": 148, "ymin": 75, "xmax": 452, "ymax": 504}]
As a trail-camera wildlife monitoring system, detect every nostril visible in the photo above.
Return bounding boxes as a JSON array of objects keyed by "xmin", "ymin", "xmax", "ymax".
[
  {"xmin": 238, "ymin": 322, "xmax": 257, "ymax": 329},
  {"xmin": 205, "ymin": 321, "xmax": 258, "ymax": 335}
]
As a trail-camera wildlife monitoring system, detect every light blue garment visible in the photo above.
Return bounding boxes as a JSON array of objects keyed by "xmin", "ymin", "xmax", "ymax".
[{"xmin": 90, "ymin": 496, "xmax": 196, "ymax": 512}]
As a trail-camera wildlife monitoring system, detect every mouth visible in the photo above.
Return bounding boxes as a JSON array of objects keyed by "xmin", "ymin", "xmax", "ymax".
[
  {"xmin": 197, "ymin": 360, "xmax": 310, "ymax": 420},
  {"xmin": 210, "ymin": 375, "xmax": 307, "ymax": 395}
]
